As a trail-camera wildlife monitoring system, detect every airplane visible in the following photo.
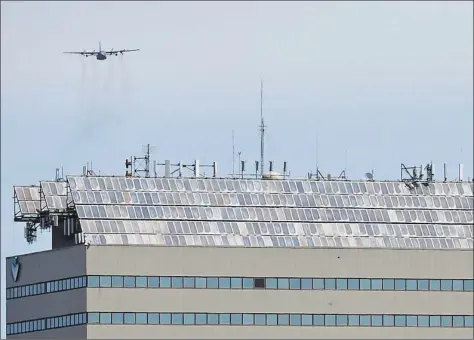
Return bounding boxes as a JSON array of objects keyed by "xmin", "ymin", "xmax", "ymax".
[{"xmin": 63, "ymin": 42, "xmax": 139, "ymax": 61}]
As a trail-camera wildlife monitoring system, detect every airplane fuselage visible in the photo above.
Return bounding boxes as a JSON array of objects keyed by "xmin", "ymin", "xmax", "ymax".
[{"xmin": 96, "ymin": 53, "xmax": 106, "ymax": 60}]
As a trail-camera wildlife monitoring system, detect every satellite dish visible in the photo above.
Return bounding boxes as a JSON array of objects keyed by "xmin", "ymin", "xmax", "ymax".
[{"xmin": 365, "ymin": 172, "xmax": 374, "ymax": 180}]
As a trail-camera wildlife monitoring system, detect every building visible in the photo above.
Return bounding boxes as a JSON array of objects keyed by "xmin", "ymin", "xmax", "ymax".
[{"xmin": 5, "ymin": 166, "xmax": 474, "ymax": 339}]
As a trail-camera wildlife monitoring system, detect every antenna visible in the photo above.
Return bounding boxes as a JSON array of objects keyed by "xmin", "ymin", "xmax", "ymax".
[
  {"xmin": 232, "ymin": 130, "xmax": 235, "ymax": 178},
  {"xmin": 259, "ymin": 79, "xmax": 266, "ymax": 178},
  {"xmin": 133, "ymin": 144, "xmax": 154, "ymax": 177}
]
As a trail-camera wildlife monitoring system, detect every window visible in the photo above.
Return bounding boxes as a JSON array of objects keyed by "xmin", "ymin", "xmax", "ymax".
[
  {"xmin": 207, "ymin": 277, "xmax": 218, "ymax": 289},
  {"xmin": 267, "ymin": 314, "xmax": 278, "ymax": 326},
  {"xmin": 255, "ymin": 314, "xmax": 266, "ymax": 325},
  {"xmin": 395, "ymin": 315, "xmax": 406, "ymax": 326},
  {"xmin": 360, "ymin": 279, "xmax": 371, "ymax": 290},
  {"xmin": 195, "ymin": 313, "xmax": 207, "ymax": 325},
  {"xmin": 112, "ymin": 276, "xmax": 123, "ymax": 288},
  {"xmin": 231, "ymin": 278, "xmax": 242, "ymax": 289},
  {"xmin": 231, "ymin": 314, "xmax": 243, "ymax": 325},
  {"xmin": 406, "ymin": 280, "xmax": 417, "ymax": 291},
  {"xmin": 243, "ymin": 314, "xmax": 254, "ymax": 325},
  {"xmin": 429, "ymin": 315, "xmax": 441, "ymax": 327},
  {"xmin": 336, "ymin": 315, "xmax": 348, "ymax": 326},
  {"xmin": 278, "ymin": 314, "xmax": 290, "ymax": 325},
  {"xmin": 359, "ymin": 315, "xmax": 371, "ymax": 326},
  {"xmin": 383, "ymin": 315, "xmax": 394, "ymax": 326},
  {"xmin": 112, "ymin": 313, "xmax": 123, "ymax": 324},
  {"xmin": 136, "ymin": 277, "xmax": 147, "ymax": 288},
  {"xmin": 441, "ymin": 280, "xmax": 452, "ymax": 291},
  {"xmin": 172, "ymin": 277, "xmax": 183, "ymax": 288},
  {"xmin": 184, "ymin": 277, "xmax": 195, "ymax": 288},
  {"xmin": 372, "ymin": 279, "xmax": 382, "ymax": 290},
  {"xmin": 383, "ymin": 279, "xmax": 394, "ymax": 290},
  {"xmin": 219, "ymin": 314, "xmax": 230, "ymax": 325},
  {"xmin": 418, "ymin": 279, "xmax": 429, "ymax": 290},
  {"xmin": 88, "ymin": 276, "xmax": 100, "ymax": 288},
  {"xmin": 429, "ymin": 280, "xmax": 441, "ymax": 291},
  {"xmin": 278, "ymin": 278, "xmax": 289, "ymax": 289},
  {"xmin": 88, "ymin": 313, "xmax": 100, "ymax": 324},
  {"xmin": 289, "ymin": 278, "xmax": 300, "ymax": 289},
  {"xmin": 325, "ymin": 315, "xmax": 336, "ymax": 326},
  {"xmin": 124, "ymin": 276, "xmax": 136, "ymax": 288},
  {"xmin": 99, "ymin": 276, "xmax": 111, "ymax": 287},
  {"xmin": 160, "ymin": 276, "xmax": 171, "ymax": 288},
  {"xmin": 172, "ymin": 313, "xmax": 183, "ymax": 325},
  {"xmin": 254, "ymin": 278, "xmax": 265, "ymax": 289},
  {"xmin": 160, "ymin": 313, "xmax": 171, "ymax": 325},
  {"xmin": 336, "ymin": 279, "xmax": 348, "ymax": 290},
  {"xmin": 136, "ymin": 313, "xmax": 147, "ymax": 324},
  {"xmin": 184, "ymin": 313, "xmax": 195, "ymax": 325},
  {"xmin": 124, "ymin": 313, "xmax": 135, "ymax": 324},
  {"xmin": 195, "ymin": 277, "xmax": 207, "ymax": 288},
  {"xmin": 313, "ymin": 279, "xmax": 324, "ymax": 289},
  {"xmin": 464, "ymin": 280, "xmax": 473, "ymax": 291},
  {"xmin": 418, "ymin": 315, "xmax": 429, "ymax": 327},
  {"xmin": 148, "ymin": 277, "xmax": 159, "ymax": 288},
  {"xmin": 219, "ymin": 278, "xmax": 231, "ymax": 289},
  {"xmin": 100, "ymin": 313, "xmax": 112, "ymax": 324},
  {"xmin": 348, "ymin": 279, "xmax": 359, "ymax": 290},
  {"xmin": 148, "ymin": 313, "xmax": 159, "ymax": 324},
  {"xmin": 290, "ymin": 314, "xmax": 302, "ymax": 326},
  {"xmin": 325, "ymin": 279, "xmax": 336, "ymax": 290},
  {"xmin": 407, "ymin": 315, "xmax": 417, "ymax": 327},
  {"xmin": 453, "ymin": 280, "xmax": 463, "ymax": 291}
]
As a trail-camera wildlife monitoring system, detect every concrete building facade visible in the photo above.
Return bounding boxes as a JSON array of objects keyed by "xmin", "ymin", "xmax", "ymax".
[{"xmin": 6, "ymin": 175, "xmax": 474, "ymax": 338}]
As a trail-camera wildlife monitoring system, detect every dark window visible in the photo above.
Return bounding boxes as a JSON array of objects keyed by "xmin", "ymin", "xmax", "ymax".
[{"xmin": 254, "ymin": 278, "xmax": 265, "ymax": 289}]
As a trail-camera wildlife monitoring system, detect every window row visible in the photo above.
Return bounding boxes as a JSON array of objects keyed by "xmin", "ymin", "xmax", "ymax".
[
  {"xmin": 86, "ymin": 232, "xmax": 474, "ymax": 250},
  {"xmin": 6, "ymin": 312, "xmax": 86, "ymax": 335},
  {"xmin": 87, "ymin": 275, "xmax": 474, "ymax": 292},
  {"xmin": 6, "ymin": 276, "xmax": 86, "ymax": 300},
  {"xmin": 71, "ymin": 190, "xmax": 474, "ymax": 211},
  {"xmin": 76, "ymin": 204, "xmax": 474, "ymax": 225},
  {"xmin": 81, "ymin": 219, "xmax": 474, "ymax": 240},
  {"xmin": 68, "ymin": 176, "xmax": 473, "ymax": 197},
  {"xmin": 88, "ymin": 312, "xmax": 474, "ymax": 328},
  {"xmin": 8, "ymin": 274, "xmax": 473, "ymax": 300}
]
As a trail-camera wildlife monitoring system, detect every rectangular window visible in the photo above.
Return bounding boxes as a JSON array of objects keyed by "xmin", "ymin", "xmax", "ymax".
[
  {"xmin": 336, "ymin": 279, "xmax": 348, "ymax": 290},
  {"xmin": 452, "ymin": 280, "xmax": 463, "ymax": 291},
  {"xmin": 267, "ymin": 314, "xmax": 278, "ymax": 326},
  {"xmin": 111, "ymin": 276, "xmax": 124, "ymax": 288},
  {"xmin": 88, "ymin": 276, "xmax": 100, "ymax": 288},
  {"xmin": 99, "ymin": 276, "xmax": 112, "ymax": 288},
  {"xmin": 243, "ymin": 278, "xmax": 254, "ymax": 288},
  {"xmin": 406, "ymin": 279, "xmax": 417, "ymax": 291},
  {"xmin": 418, "ymin": 279, "xmax": 429, "ymax": 290},
  {"xmin": 429, "ymin": 315, "xmax": 441, "ymax": 327},
  {"xmin": 372, "ymin": 279, "xmax": 382, "ymax": 290},
  {"xmin": 336, "ymin": 315, "xmax": 348, "ymax": 326},
  {"xmin": 100, "ymin": 313, "xmax": 111, "ymax": 324},
  {"xmin": 207, "ymin": 277, "xmax": 218, "ymax": 289},
  {"xmin": 231, "ymin": 278, "xmax": 242, "ymax": 289},
  {"xmin": 231, "ymin": 314, "xmax": 243, "ymax": 325},
  {"xmin": 290, "ymin": 314, "xmax": 302, "ymax": 326},
  {"xmin": 183, "ymin": 277, "xmax": 195, "ymax": 288},
  {"xmin": 383, "ymin": 279, "xmax": 395, "ymax": 290},
  {"xmin": 313, "ymin": 279, "xmax": 324, "ymax": 290},
  {"xmin": 464, "ymin": 279, "xmax": 473, "ymax": 291},
  {"xmin": 124, "ymin": 276, "xmax": 136, "ymax": 288},
  {"xmin": 183, "ymin": 313, "xmax": 195, "ymax": 325},
  {"xmin": 430, "ymin": 280, "xmax": 441, "ymax": 290},
  {"xmin": 418, "ymin": 315, "xmax": 429, "ymax": 327},
  {"xmin": 453, "ymin": 316, "xmax": 464, "ymax": 327},
  {"xmin": 301, "ymin": 278, "xmax": 312, "ymax": 290},
  {"xmin": 88, "ymin": 313, "xmax": 100, "ymax": 324},
  {"xmin": 441, "ymin": 280, "xmax": 452, "ymax": 291},
  {"xmin": 148, "ymin": 277, "xmax": 159, "ymax": 288},
  {"xmin": 160, "ymin": 313, "xmax": 171, "ymax": 325},
  {"xmin": 160, "ymin": 277, "xmax": 171, "ymax": 288},
  {"xmin": 219, "ymin": 314, "xmax": 230, "ymax": 325},
  {"xmin": 289, "ymin": 278, "xmax": 301, "ymax": 289},
  {"xmin": 219, "ymin": 278, "xmax": 231, "ymax": 289},
  {"xmin": 383, "ymin": 315, "xmax": 394, "ymax": 326},
  {"xmin": 172, "ymin": 313, "xmax": 183, "ymax": 325},
  {"xmin": 124, "ymin": 313, "xmax": 136, "ymax": 324},
  {"xmin": 359, "ymin": 315, "xmax": 371, "ymax": 326},
  {"xmin": 278, "ymin": 314, "xmax": 290, "ymax": 326},
  {"xmin": 148, "ymin": 313, "xmax": 159, "ymax": 324},
  {"xmin": 195, "ymin": 277, "xmax": 207, "ymax": 288},
  {"xmin": 441, "ymin": 316, "xmax": 452, "ymax": 327},
  {"xmin": 136, "ymin": 313, "xmax": 147, "ymax": 324},
  {"xmin": 347, "ymin": 279, "xmax": 359, "ymax": 290},
  {"xmin": 278, "ymin": 278, "xmax": 290, "ymax": 289},
  {"xmin": 407, "ymin": 315, "xmax": 417, "ymax": 327},
  {"xmin": 372, "ymin": 315, "xmax": 383, "ymax": 326},
  {"xmin": 254, "ymin": 314, "xmax": 266, "ymax": 326},
  {"xmin": 112, "ymin": 313, "xmax": 123, "ymax": 324},
  {"xmin": 136, "ymin": 277, "xmax": 147, "ymax": 288},
  {"xmin": 348, "ymin": 315, "xmax": 359, "ymax": 326},
  {"xmin": 325, "ymin": 315, "xmax": 336, "ymax": 326},
  {"xmin": 243, "ymin": 314, "xmax": 254, "ymax": 325},
  {"xmin": 360, "ymin": 279, "xmax": 371, "ymax": 290},
  {"xmin": 325, "ymin": 279, "xmax": 336, "ymax": 290},
  {"xmin": 464, "ymin": 316, "xmax": 473, "ymax": 327},
  {"xmin": 395, "ymin": 315, "xmax": 406, "ymax": 326},
  {"xmin": 172, "ymin": 277, "xmax": 183, "ymax": 288}
]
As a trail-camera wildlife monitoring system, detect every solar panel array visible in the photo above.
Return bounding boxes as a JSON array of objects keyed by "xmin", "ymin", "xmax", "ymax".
[{"xmin": 59, "ymin": 176, "xmax": 473, "ymax": 250}]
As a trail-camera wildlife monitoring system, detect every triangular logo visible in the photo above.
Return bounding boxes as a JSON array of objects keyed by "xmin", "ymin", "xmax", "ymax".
[{"xmin": 11, "ymin": 258, "xmax": 20, "ymax": 282}]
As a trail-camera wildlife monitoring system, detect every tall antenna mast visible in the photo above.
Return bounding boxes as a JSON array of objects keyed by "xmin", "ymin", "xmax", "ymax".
[
  {"xmin": 259, "ymin": 79, "xmax": 265, "ymax": 177},
  {"xmin": 232, "ymin": 130, "xmax": 235, "ymax": 177}
]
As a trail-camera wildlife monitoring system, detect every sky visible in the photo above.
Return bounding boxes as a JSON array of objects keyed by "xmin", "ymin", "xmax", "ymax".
[{"xmin": 1, "ymin": 1, "xmax": 473, "ymax": 336}]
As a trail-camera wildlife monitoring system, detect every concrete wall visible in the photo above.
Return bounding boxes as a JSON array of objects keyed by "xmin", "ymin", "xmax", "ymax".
[
  {"xmin": 87, "ymin": 325, "xmax": 473, "ymax": 339},
  {"xmin": 7, "ymin": 325, "xmax": 86, "ymax": 339},
  {"xmin": 6, "ymin": 246, "xmax": 86, "ymax": 324},
  {"xmin": 85, "ymin": 245, "xmax": 472, "ymax": 339}
]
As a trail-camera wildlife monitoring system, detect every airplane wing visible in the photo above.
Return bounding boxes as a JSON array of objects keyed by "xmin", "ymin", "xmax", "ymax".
[
  {"xmin": 105, "ymin": 49, "xmax": 140, "ymax": 55},
  {"xmin": 63, "ymin": 51, "xmax": 98, "ymax": 56}
]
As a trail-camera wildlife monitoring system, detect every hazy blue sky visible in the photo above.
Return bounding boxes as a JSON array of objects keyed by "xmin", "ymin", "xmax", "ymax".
[{"xmin": 1, "ymin": 1, "xmax": 472, "ymax": 336}]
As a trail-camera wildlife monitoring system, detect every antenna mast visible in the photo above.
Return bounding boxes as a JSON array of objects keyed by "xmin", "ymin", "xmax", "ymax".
[
  {"xmin": 259, "ymin": 79, "xmax": 265, "ymax": 177},
  {"xmin": 232, "ymin": 130, "xmax": 235, "ymax": 178}
]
